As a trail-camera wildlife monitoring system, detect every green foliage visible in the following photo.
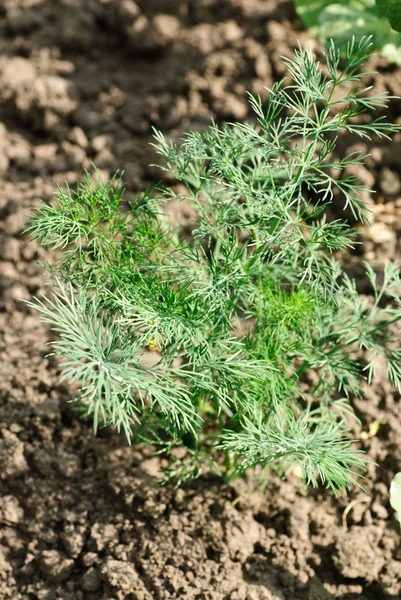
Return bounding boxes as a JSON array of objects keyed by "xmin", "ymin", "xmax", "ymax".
[
  {"xmin": 26, "ymin": 39, "xmax": 401, "ymax": 494},
  {"xmin": 377, "ymin": 0, "xmax": 401, "ymax": 32},
  {"xmin": 295, "ymin": 0, "xmax": 401, "ymax": 64}
]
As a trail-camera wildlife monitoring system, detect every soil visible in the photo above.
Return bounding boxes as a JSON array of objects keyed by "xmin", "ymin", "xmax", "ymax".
[{"xmin": 1, "ymin": 1, "xmax": 401, "ymax": 599}]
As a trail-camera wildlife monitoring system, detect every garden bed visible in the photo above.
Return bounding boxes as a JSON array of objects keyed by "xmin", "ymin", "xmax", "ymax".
[{"xmin": 1, "ymin": 1, "xmax": 401, "ymax": 598}]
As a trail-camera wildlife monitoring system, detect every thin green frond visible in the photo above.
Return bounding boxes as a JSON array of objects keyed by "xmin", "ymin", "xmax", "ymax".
[{"xmin": 25, "ymin": 41, "xmax": 401, "ymax": 493}]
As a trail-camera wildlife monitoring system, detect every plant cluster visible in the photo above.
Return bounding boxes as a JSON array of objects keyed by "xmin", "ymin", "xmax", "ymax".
[
  {"xmin": 295, "ymin": 0, "xmax": 401, "ymax": 65},
  {"xmin": 27, "ymin": 39, "xmax": 401, "ymax": 494}
]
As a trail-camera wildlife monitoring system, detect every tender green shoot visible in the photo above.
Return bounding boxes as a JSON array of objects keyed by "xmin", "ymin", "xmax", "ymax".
[{"xmin": 26, "ymin": 39, "xmax": 401, "ymax": 494}]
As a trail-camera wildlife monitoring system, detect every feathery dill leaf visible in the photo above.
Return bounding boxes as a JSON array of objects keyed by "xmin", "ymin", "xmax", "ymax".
[{"xmin": 26, "ymin": 38, "xmax": 401, "ymax": 494}]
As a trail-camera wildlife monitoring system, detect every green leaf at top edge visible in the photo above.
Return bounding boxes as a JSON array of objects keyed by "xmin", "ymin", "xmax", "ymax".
[{"xmin": 376, "ymin": 0, "xmax": 401, "ymax": 33}]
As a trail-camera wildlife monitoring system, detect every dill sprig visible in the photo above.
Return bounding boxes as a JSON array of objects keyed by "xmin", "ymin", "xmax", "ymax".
[{"xmin": 26, "ymin": 38, "xmax": 401, "ymax": 494}]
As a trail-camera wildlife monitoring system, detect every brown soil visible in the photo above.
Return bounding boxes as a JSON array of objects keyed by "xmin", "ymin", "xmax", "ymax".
[{"xmin": 1, "ymin": 1, "xmax": 401, "ymax": 599}]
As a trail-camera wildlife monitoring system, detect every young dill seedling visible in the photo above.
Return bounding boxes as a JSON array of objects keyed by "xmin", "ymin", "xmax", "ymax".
[{"xmin": 26, "ymin": 38, "xmax": 401, "ymax": 494}]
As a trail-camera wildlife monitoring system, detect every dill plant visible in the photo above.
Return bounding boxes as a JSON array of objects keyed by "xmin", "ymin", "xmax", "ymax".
[{"xmin": 26, "ymin": 38, "xmax": 401, "ymax": 493}]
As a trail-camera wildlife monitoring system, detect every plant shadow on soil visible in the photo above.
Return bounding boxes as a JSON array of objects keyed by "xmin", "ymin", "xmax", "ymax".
[{"xmin": 244, "ymin": 555, "xmax": 401, "ymax": 600}]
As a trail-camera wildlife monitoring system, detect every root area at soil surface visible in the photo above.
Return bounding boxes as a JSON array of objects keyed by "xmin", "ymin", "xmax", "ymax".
[{"xmin": 1, "ymin": 1, "xmax": 401, "ymax": 599}]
